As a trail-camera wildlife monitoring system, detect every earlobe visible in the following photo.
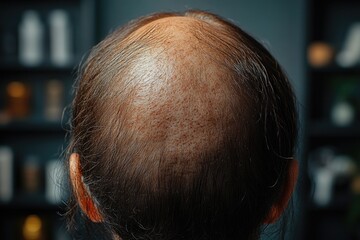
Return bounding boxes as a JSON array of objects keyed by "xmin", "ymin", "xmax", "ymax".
[
  {"xmin": 264, "ymin": 159, "xmax": 299, "ymax": 224},
  {"xmin": 69, "ymin": 153, "xmax": 103, "ymax": 223}
]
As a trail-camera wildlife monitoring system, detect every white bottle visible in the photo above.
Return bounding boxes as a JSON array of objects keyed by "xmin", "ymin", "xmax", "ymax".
[
  {"xmin": 337, "ymin": 23, "xmax": 360, "ymax": 67},
  {"xmin": 331, "ymin": 101, "xmax": 355, "ymax": 127},
  {"xmin": 49, "ymin": 10, "xmax": 73, "ymax": 67},
  {"xmin": 46, "ymin": 159, "xmax": 64, "ymax": 204},
  {"xmin": 0, "ymin": 146, "xmax": 13, "ymax": 202},
  {"xmin": 18, "ymin": 10, "xmax": 44, "ymax": 66}
]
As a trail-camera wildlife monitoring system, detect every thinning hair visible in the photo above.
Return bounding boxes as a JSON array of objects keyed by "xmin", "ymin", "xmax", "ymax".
[{"xmin": 66, "ymin": 10, "xmax": 297, "ymax": 240}]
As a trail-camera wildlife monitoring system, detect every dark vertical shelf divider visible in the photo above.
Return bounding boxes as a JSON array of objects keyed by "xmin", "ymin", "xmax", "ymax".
[
  {"xmin": 0, "ymin": 1, "xmax": 96, "ymax": 239},
  {"xmin": 304, "ymin": 0, "xmax": 360, "ymax": 239}
]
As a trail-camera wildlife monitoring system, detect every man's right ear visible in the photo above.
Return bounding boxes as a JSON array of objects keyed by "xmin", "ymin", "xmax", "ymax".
[
  {"xmin": 263, "ymin": 159, "xmax": 299, "ymax": 224},
  {"xmin": 69, "ymin": 153, "xmax": 103, "ymax": 223}
]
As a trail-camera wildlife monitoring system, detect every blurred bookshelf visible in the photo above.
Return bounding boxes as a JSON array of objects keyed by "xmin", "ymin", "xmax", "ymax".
[
  {"xmin": 0, "ymin": 0, "xmax": 96, "ymax": 239},
  {"xmin": 304, "ymin": 0, "xmax": 360, "ymax": 239}
]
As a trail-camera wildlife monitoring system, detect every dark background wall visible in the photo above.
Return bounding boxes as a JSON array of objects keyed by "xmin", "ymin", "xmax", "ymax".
[{"xmin": 97, "ymin": 1, "xmax": 307, "ymax": 239}]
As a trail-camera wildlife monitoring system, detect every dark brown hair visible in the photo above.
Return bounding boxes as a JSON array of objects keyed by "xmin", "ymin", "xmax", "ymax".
[{"xmin": 66, "ymin": 10, "xmax": 297, "ymax": 240}]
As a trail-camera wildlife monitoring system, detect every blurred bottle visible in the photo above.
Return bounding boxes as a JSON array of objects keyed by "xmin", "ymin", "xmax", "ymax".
[
  {"xmin": 331, "ymin": 100, "xmax": 355, "ymax": 127},
  {"xmin": 307, "ymin": 42, "xmax": 334, "ymax": 68},
  {"xmin": 309, "ymin": 148, "xmax": 355, "ymax": 206},
  {"xmin": 6, "ymin": 81, "xmax": 31, "ymax": 119},
  {"xmin": 22, "ymin": 214, "xmax": 43, "ymax": 240},
  {"xmin": 44, "ymin": 79, "xmax": 63, "ymax": 121},
  {"xmin": 45, "ymin": 159, "xmax": 64, "ymax": 204},
  {"xmin": 337, "ymin": 23, "xmax": 360, "ymax": 67},
  {"xmin": 19, "ymin": 10, "xmax": 44, "ymax": 66},
  {"xmin": 22, "ymin": 155, "xmax": 41, "ymax": 195},
  {"xmin": 0, "ymin": 146, "xmax": 13, "ymax": 202},
  {"xmin": 49, "ymin": 10, "xmax": 73, "ymax": 66}
]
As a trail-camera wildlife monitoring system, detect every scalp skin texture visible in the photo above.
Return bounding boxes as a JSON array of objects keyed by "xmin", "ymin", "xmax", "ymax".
[
  {"xmin": 125, "ymin": 17, "xmax": 238, "ymax": 172},
  {"xmin": 90, "ymin": 16, "xmax": 248, "ymax": 183}
]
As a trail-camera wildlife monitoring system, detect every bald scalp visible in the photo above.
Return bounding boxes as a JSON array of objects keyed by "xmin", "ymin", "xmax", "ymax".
[
  {"xmin": 97, "ymin": 16, "xmax": 246, "ymax": 174},
  {"xmin": 128, "ymin": 18, "xmax": 238, "ymax": 159}
]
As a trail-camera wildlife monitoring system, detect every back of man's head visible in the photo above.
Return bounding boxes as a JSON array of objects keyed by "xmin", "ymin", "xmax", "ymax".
[{"xmin": 67, "ymin": 10, "xmax": 298, "ymax": 240}]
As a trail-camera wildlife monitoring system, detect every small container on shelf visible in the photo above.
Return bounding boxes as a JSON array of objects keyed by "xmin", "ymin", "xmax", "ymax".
[
  {"xmin": 19, "ymin": 213, "xmax": 67, "ymax": 240},
  {"xmin": 45, "ymin": 159, "xmax": 65, "ymax": 204},
  {"xmin": 21, "ymin": 214, "xmax": 45, "ymax": 240},
  {"xmin": 49, "ymin": 9, "xmax": 74, "ymax": 67},
  {"xmin": 308, "ymin": 147, "xmax": 356, "ymax": 207},
  {"xmin": 5, "ymin": 81, "xmax": 32, "ymax": 120},
  {"xmin": 328, "ymin": 77, "xmax": 360, "ymax": 127},
  {"xmin": 0, "ymin": 146, "xmax": 14, "ymax": 202},
  {"xmin": 331, "ymin": 100, "xmax": 356, "ymax": 127},
  {"xmin": 44, "ymin": 79, "xmax": 64, "ymax": 122},
  {"xmin": 22, "ymin": 155, "xmax": 42, "ymax": 196},
  {"xmin": 18, "ymin": 10, "xmax": 44, "ymax": 67},
  {"xmin": 308, "ymin": 42, "xmax": 335, "ymax": 68},
  {"xmin": 337, "ymin": 22, "xmax": 360, "ymax": 68},
  {"xmin": 20, "ymin": 212, "xmax": 54, "ymax": 240}
]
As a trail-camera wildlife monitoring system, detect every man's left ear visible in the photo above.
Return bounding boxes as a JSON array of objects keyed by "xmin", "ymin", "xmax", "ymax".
[
  {"xmin": 69, "ymin": 153, "xmax": 103, "ymax": 223},
  {"xmin": 264, "ymin": 159, "xmax": 299, "ymax": 224}
]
